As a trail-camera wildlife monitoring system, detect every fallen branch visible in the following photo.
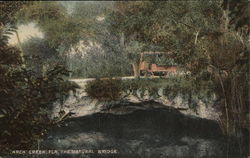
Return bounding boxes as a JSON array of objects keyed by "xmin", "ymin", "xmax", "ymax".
[{"xmin": 54, "ymin": 111, "xmax": 75, "ymax": 124}]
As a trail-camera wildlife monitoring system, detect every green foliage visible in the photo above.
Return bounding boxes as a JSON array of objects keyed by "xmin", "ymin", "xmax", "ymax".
[
  {"xmin": 86, "ymin": 77, "xmax": 214, "ymax": 109},
  {"xmin": 123, "ymin": 77, "xmax": 214, "ymax": 105},
  {"xmin": 108, "ymin": 1, "xmax": 224, "ymax": 71},
  {"xmin": 0, "ymin": 45, "xmax": 23, "ymax": 65},
  {"xmin": 70, "ymin": 49, "xmax": 131, "ymax": 78},
  {"xmin": 22, "ymin": 37, "xmax": 61, "ymax": 76},
  {"xmin": 0, "ymin": 1, "xmax": 30, "ymax": 25},
  {"xmin": 107, "ymin": 0, "xmax": 249, "ymax": 138},
  {"xmin": 16, "ymin": 2, "xmax": 83, "ymax": 49},
  {"xmin": 0, "ymin": 2, "xmax": 30, "ymax": 46},
  {"xmin": 71, "ymin": 1, "xmax": 113, "ymax": 20},
  {"xmin": 17, "ymin": 2, "xmax": 66, "ymax": 24},
  {"xmin": 1, "ymin": 1, "xmax": 247, "ymax": 142},
  {"xmin": 0, "ymin": 2, "xmax": 76, "ymax": 152},
  {"xmin": 69, "ymin": 30, "xmax": 132, "ymax": 78},
  {"xmin": 223, "ymin": 0, "xmax": 250, "ymax": 31},
  {"xmin": 0, "ymin": 63, "xmax": 72, "ymax": 152},
  {"xmin": 143, "ymin": 54, "xmax": 177, "ymax": 66},
  {"xmin": 85, "ymin": 79, "xmax": 123, "ymax": 101},
  {"xmin": 125, "ymin": 41, "xmax": 146, "ymax": 64}
]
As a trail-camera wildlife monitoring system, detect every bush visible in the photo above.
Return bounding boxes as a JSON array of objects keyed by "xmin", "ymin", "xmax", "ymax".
[
  {"xmin": 85, "ymin": 77, "xmax": 214, "ymax": 105},
  {"xmin": 0, "ymin": 2, "xmax": 77, "ymax": 153},
  {"xmin": 0, "ymin": 63, "xmax": 74, "ymax": 152},
  {"xmin": 85, "ymin": 79, "xmax": 123, "ymax": 101}
]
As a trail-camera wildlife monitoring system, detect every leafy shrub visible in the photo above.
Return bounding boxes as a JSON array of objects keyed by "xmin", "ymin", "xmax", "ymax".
[
  {"xmin": 0, "ymin": 63, "xmax": 74, "ymax": 152},
  {"xmin": 0, "ymin": 2, "xmax": 78, "ymax": 153},
  {"xmin": 69, "ymin": 43, "xmax": 132, "ymax": 78},
  {"xmin": 85, "ymin": 77, "xmax": 214, "ymax": 106},
  {"xmin": 85, "ymin": 79, "xmax": 123, "ymax": 101},
  {"xmin": 122, "ymin": 77, "xmax": 214, "ymax": 104}
]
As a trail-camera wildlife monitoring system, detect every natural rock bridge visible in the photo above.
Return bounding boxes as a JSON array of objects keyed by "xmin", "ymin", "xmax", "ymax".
[
  {"xmin": 50, "ymin": 77, "xmax": 219, "ymax": 121},
  {"xmin": 27, "ymin": 78, "xmax": 248, "ymax": 158}
]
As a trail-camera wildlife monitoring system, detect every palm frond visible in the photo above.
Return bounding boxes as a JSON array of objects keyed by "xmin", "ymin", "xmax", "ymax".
[{"xmin": 0, "ymin": 24, "xmax": 17, "ymax": 46}]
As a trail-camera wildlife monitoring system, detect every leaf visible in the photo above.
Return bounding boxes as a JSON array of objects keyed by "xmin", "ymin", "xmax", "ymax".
[
  {"xmin": 1, "ymin": 109, "xmax": 8, "ymax": 114},
  {"xmin": 2, "ymin": 130, "xmax": 11, "ymax": 136},
  {"xmin": 0, "ymin": 114, "xmax": 5, "ymax": 118}
]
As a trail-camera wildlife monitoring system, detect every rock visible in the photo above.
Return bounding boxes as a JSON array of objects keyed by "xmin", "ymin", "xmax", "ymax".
[{"xmin": 39, "ymin": 102, "xmax": 248, "ymax": 158}]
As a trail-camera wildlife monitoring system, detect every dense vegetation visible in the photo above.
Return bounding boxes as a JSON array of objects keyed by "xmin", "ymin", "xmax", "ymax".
[
  {"xmin": 85, "ymin": 79, "xmax": 124, "ymax": 101},
  {"xmin": 84, "ymin": 1, "xmax": 249, "ymax": 139},
  {"xmin": 109, "ymin": 1, "xmax": 249, "ymax": 140},
  {"xmin": 0, "ymin": 2, "xmax": 76, "ymax": 152},
  {"xmin": 0, "ymin": 0, "xmax": 249, "ymax": 155},
  {"xmin": 86, "ymin": 77, "xmax": 215, "ymax": 109}
]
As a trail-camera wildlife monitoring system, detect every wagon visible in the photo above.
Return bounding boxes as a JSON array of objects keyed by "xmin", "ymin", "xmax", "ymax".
[{"xmin": 139, "ymin": 52, "xmax": 177, "ymax": 77}]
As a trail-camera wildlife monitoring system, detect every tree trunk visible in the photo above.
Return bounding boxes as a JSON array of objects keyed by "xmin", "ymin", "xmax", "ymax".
[
  {"xmin": 15, "ymin": 31, "xmax": 25, "ymax": 67},
  {"xmin": 132, "ymin": 63, "xmax": 140, "ymax": 78},
  {"xmin": 42, "ymin": 64, "xmax": 46, "ymax": 77},
  {"xmin": 194, "ymin": 31, "xmax": 199, "ymax": 45},
  {"xmin": 120, "ymin": 32, "xmax": 125, "ymax": 47}
]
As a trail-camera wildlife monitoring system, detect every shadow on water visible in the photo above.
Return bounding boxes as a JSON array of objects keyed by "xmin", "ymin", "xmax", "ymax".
[{"xmin": 12, "ymin": 101, "xmax": 250, "ymax": 158}]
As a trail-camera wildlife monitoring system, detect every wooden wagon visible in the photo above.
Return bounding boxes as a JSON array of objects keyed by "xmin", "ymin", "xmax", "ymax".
[{"xmin": 139, "ymin": 52, "xmax": 177, "ymax": 77}]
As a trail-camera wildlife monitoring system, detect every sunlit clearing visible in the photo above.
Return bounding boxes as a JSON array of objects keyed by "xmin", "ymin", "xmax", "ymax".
[{"xmin": 8, "ymin": 23, "xmax": 44, "ymax": 46}]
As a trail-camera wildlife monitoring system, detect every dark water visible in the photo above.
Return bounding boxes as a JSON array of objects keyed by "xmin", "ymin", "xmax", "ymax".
[{"xmin": 11, "ymin": 101, "xmax": 250, "ymax": 158}]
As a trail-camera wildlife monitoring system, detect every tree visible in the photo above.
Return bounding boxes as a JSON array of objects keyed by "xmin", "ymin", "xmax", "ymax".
[
  {"xmin": 125, "ymin": 41, "xmax": 146, "ymax": 77},
  {"xmin": 22, "ymin": 37, "xmax": 60, "ymax": 76},
  {"xmin": 105, "ymin": 2, "xmax": 155, "ymax": 77},
  {"xmin": 69, "ymin": 31, "xmax": 131, "ymax": 78},
  {"xmin": 0, "ymin": 2, "xmax": 73, "ymax": 152},
  {"xmin": 0, "ymin": 1, "xmax": 30, "ymax": 65},
  {"xmin": 107, "ymin": 1, "xmax": 249, "ymax": 141},
  {"xmin": 16, "ymin": 1, "xmax": 117, "ymax": 76}
]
